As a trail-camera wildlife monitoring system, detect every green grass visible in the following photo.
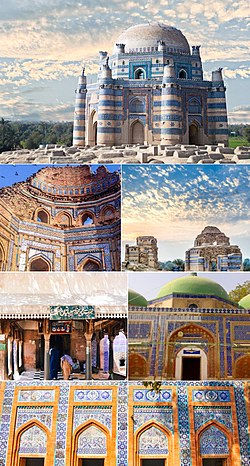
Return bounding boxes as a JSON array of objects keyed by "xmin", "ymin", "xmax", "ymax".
[{"xmin": 229, "ymin": 137, "xmax": 250, "ymax": 149}]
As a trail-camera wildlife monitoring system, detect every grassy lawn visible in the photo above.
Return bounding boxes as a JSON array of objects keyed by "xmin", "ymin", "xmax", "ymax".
[{"xmin": 229, "ymin": 137, "xmax": 249, "ymax": 148}]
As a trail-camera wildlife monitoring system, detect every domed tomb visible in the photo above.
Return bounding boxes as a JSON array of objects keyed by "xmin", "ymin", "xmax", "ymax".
[
  {"xmin": 114, "ymin": 23, "xmax": 190, "ymax": 54},
  {"xmin": 128, "ymin": 289, "xmax": 148, "ymax": 307},
  {"xmin": 149, "ymin": 274, "xmax": 236, "ymax": 309}
]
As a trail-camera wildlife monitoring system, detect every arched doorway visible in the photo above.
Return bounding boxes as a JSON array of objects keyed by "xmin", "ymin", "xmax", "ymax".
[
  {"xmin": 131, "ymin": 120, "xmax": 144, "ymax": 144},
  {"xmin": 135, "ymin": 424, "xmax": 171, "ymax": 466},
  {"xmin": 189, "ymin": 123, "xmax": 199, "ymax": 145},
  {"xmin": 166, "ymin": 324, "xmax": 216, "ymax": 379},
  {"xmin": 80, "ymin": 258, "xmax": 102, "ymax": 271},
  {"xmin": 36, "ymin": 209, "xmax": 49, "ymax": 224},
  {"xmin": 128, "ymin": 353, "xmax": 148, "ymax": 379},
  {"xmin": 12, "ymin": 423, "xmax": 48, "ymax": 466},
  {"xmin": 175, "ymin": 346, "xmax": 208, "ymax": 380},
  {"xmin": 71, "ymin": 423, "xmax": 109, "ymax": 466},
  {"xmin": 234, "ymin": 355, "xmax": 250, "ymax": 378},
  {"xmin": 197, "ymin": 424, "xmax": 230, "ymax": 466},
  {"xmin": 29, "ymin": 257, "xmax": 51, "ymax": 272},
  {"xmin": 88, "ymin": 111, "xmax": 98, "ymax": 146}
]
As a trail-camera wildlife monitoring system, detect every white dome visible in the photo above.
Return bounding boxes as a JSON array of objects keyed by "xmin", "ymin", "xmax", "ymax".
[{"xmin": 114, "ymin": 23, "xmax": 190, "ymax": 54}]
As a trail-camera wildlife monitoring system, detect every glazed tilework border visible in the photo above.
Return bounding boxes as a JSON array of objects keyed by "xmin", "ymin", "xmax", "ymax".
[
  {"xmin": 0, "ymin": 382, "xmax": 15, "ymax": 466},
  {"xmin": 234, "ymin": 382, "xmax": 250, "ymax": 466},
  {"xmin": 0, "ymin": 381, "xmax": 249, "ymax": 466},
  {"xmin": 54, "ymin": 383, "xmax": 70, "ymax": 466}
]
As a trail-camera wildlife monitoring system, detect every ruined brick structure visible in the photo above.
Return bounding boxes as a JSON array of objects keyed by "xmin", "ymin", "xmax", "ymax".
[
  {"xmin": 124, "ymin": 236, "xmax": 158, "ymax": 270},
  {"xmin": 185, "ymin": 226, "xmax": 242, "ymax": 271},
  {"xmin": 0, "ymin": 165, "xmax": 121, "ymax": 271}
]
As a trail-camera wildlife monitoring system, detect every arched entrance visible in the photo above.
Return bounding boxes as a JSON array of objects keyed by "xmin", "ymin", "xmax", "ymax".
[
  {"xmin": 175, "ymin": 346, "xmax": 208, "ymax": 380},
  {"xmin": 189, "ymin": 123, "xmax": 200, "ymax": 145},
  {"xmin": 135, "ymin": 423, "xmax": 171, "ymax": 466},
  {"xmin": 234, "ymin": 355, "xmax": 250, "ymax": 378},
  {"xmin": 29, "ymin": 257, "xmax": 51, "ymax": 272},
  {"xmin": 88, "ymin": 110, "xmax": 98, "ymax": 146},
  {"xmin": 80, "ymin": 258, "xmax": 102, "ymax": 271},
  {"xmin": 71, "ymin": 422, "xmax": 110, "ymax": 466},
  {"xmin": 166, "ymin": 324, "xmax": 216, "ymax": 379},
  {"xmin": 12, "ymin": 422, "xmax": 48, "ymax": 466},
  {"xmin": 131, "ymin": 120, "xmax": 144, "ymax": 144},
  {"xmin": 128, "ymin": 353, "xmax": 148, "ymax": 379},
  {"xmin": 197, "ymin": 423, "xmax": 231, "ymax": 466}
]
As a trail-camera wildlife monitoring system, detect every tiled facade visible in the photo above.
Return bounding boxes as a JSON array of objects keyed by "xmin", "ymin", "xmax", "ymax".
[
  {"xmin": 0, "ymin": 381, "xmax": 249, "ymax": 466},
  {"xmin": 73, "ymin": 24, "xmax": 228, "ymax": 147}
]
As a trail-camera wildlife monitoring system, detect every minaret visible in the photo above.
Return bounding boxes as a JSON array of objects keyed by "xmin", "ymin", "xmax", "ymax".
[
  {"xmin": 73, "ymin": 67, "xmax": 87, "ymax": 147},
  {"xmin": 207, "ymin": 68, "xmax": 228, "ymax": 146},
  {"xmin": 161, "ymin": 64, "xmax": 182, "ymax": 145},
  {"xmin": 97, "ymin": 57, "xmax": 115, "ymax": 146}
]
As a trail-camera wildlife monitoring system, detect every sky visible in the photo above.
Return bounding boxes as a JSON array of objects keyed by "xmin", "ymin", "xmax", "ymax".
[
  {"xmin": 0, "ymin": 164, "xmax": 120, "ymax": 187},
  {"xmin": 122, "ymin": 165, "xmax": 250, "ymax": 261},
  {"xmin": 128, "ymin": 272, "xmax": 250, "ymax": 300},
  {"xmin": 0, "ymin": 0, "xmax": 249, "ymax": 123}
]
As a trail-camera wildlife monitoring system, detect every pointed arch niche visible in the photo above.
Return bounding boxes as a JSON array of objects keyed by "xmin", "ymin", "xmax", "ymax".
[
  {"xmin": 71, "ymin": 421, "xmax": 110, "ymax": 466},
  {"xmin": 135, "ymin": 422, "xmax": 173, "ymax": 466}
]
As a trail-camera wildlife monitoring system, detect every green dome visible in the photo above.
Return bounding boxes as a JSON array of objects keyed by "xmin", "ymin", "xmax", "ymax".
[
  {"xmin": 128, "ymin": 289, "xmax": 148, "ymax": 307},
  {"xmin": 238, "ymin": 294, "xmax": 250, "ymax": 309},
  {"xmin": 156, "ymin": 275, "xmax": 229, "ymax": 301}
]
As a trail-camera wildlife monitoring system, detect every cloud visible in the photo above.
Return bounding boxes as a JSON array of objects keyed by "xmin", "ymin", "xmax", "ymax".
[
  {"xmin": 228, "ymin": 105, "xmax": 250, "ymax": 124},
  {"xmin": 122, "ymin": 166, "xmax": 250, "ymax": 244}
]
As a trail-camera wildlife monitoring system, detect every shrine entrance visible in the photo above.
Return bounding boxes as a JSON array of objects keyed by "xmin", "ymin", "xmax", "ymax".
[
  {"xmin": 182, "ymin": 356, "xmax": 201, "ymax": 380},
  {"xmin": 50, "ymin": 334, "xmax": 71, "ymax": 359}
]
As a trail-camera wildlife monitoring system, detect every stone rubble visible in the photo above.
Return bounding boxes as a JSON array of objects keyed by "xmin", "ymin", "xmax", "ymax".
[{"xmin": 0, "ymin": 143, "xmax": 249, "ymax": 164}]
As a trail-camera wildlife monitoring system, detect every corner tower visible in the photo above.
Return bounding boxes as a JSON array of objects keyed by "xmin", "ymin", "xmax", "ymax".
[{"xmin": 73, "ymin": 68, "xmax": 87, "ymax": 146}]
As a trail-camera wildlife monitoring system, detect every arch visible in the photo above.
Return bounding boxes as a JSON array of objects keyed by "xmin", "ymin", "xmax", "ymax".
[
  {"xmin": 188, "ymin": 97, "xmax": 202, "ymax": 114},
  {"xmin": 113, "ymin": 331, "xmax": 127, "ymax": 375},
  {"xmin": 135, "ymin": 422, "xmax": 172, "ymax": 466},
  {"xmin": 81, "ymin": 212, "xmax": 94, "ymax": 226},
  {"xmin": 175, "ymin": 346, "xmax": 208, "ymax": 380},
  {"xmin": 166, "ymin": 324, "xmax": 216, "ymax": 379},
  {"xmin": 78, "ymin": 256, "xmax": 102, "ymax": 271},
  {"xmin": 29, "ymin": 256, "xmax": 52, "ymax": 272},
  {"xmin": 234, "ymin": 354, "xmax": 250, "ymax": 379},
  {"xmin": 129, "ymin": 98, "xmax": 145, "ymax": 114},
  {"xmin": 128, "ymin": 353, "xmax": 148, "ymax": 379},
  {"xmin": 88, "ymin": 110, "xmax": 98, "ymax": 146},
  {"xmin": 134, "ymin": 68, "xmax": 146, "ymax": 79},
  {"xmin": 36, "ymin": 209, "xmax": 50, "ymax": 224},
  {"xmin": 71, "ymin": 420, "xmax": 110, "ymax": 466},
  {"xmin": 130, "ymin": 120, "xmax": 145, "ymax": 144},
  {"xmin": 189, "ymin": 121, "xmax": 201, "ymax": 145},
  {"xmin": 100, "ymin": 205, "xmax": 116, "ymax": 223},
  {"xmin": 55, "ymin": 211, "xmax": 72, "ymax": 227},
  {"xmin": 197, "ymin": 422, "xmax": 231, "ymax": 466},
  {"xmin": 178, "ymin": 69, "xmax": 187, "ymax": 79},
  {"xmin": 11, "ymin": 420, "xmax": 49, "ymax": 466}
]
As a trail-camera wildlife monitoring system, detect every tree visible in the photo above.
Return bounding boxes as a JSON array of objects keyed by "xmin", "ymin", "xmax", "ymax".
[
  {"xmin": 228, "ymin": 280, "xmax": 250, "ymax": 303},
  {"xmin": 0, "ymin": 118, "xmax": 15, "ymax": 152},
  {"xmin": 243, "ymin": 259, "xmax": 250, "ymax": 271},
  {"xmin": 243, "ymin": 126, "xmax": 250, "ymax": 144},
  {"xmin": 172, "ymin": 258, "xmax": 185, "ymax": 271}
]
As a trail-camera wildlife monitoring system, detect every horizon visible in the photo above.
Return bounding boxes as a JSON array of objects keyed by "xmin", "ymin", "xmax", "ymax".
[{"xmin": 0, "ymin": 1, "xmax": 249, "ymax": 123}]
